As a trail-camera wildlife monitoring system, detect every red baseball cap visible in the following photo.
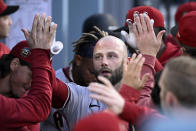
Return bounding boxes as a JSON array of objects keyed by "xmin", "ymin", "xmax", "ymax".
[
  {"xmin": 177, "ymin": 11, "xmax": 196, "ymax": 48},
  {"xmin": 10, "ymin": 40, "xmax": 32, "ymax": 64},
  {"xmin": 0, "ymin": 0, "xmax": 19, "ymax": 16},
  {"xmin": 125, "ymin": 6, "xmax": 164, "ymax": 27},
  {"xmin": 73, "ymin": 111, "xmax": 122, "ymax": 131},
  {"xmin": 175, "ymin": 2, "xmax": 196, "ymax": 23},
  {"xmin": 114, "ymin": 6, "xmax": 165, "ymax": 32}
]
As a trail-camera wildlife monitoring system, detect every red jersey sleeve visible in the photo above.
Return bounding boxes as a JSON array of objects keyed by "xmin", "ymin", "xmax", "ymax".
[
  {"xmin": 119, "ymin": 100, "xmax": 166, "ymax": 127},
  {"xmin": 52, "ymin": 77, "xmax": 70, "ymax": 108},
  {"xmin": 137, "ymin": 55, "xmax": 155, "ymax": 107},
  {"xmin": 120, "ymin": 55, "xmax": 156, "ymax": 107},
  {"xmin": 0, "ymin": 49, "xmax": 53, "ymax": 129}
]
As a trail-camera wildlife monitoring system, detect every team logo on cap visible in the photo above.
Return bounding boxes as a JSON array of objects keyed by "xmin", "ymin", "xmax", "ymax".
[{"xmin": 21, "ymin": 47, "xmax": 31, "ymax": 57}]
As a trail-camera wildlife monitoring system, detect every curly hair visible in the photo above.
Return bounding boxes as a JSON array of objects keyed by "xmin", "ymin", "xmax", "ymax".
[{"xmin": 72, "ymin": 26, "xmax": 108, "ymax": 54}]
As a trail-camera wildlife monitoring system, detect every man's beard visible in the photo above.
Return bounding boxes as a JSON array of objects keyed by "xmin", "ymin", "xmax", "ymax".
[{"xmin": 94, "ymin": 62, "xmax": 123, "ymax": 86}]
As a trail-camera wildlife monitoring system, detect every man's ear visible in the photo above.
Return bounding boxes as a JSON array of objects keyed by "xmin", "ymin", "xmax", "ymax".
[
  {"xmin": 166, "ymin": 91, "xmax": 179, "ymax": 108},
  {"xmin": 10, "ymin": 58, "xmax": 20, "ymax": 71},
  {"xmin": 74, "ymin": 55, "xmax": 82, "ymax": 66}
]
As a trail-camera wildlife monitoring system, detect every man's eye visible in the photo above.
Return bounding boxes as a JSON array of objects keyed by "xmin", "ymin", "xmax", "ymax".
[
  {"xmin": 108, "ymin": 54, "xmax": 117, "ymax": 59},
  {"xmin": 95, "ymin": 56, "xmax": 102, "ymax": 60}
]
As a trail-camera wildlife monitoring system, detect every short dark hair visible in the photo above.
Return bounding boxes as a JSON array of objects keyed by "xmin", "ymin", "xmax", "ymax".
[
  {"xmin": 163, "ymin": 56, "xmax": 196, "ymax": 108},
  {"xmin": 0, "ymin": 54, "xmax": 31, "ymax": 78},
  {"xmin": 184, "ymin": 48, "xmax": 196, "ymax": 57},
  {"xmin": 179, "ymin": 42, "xmax": 196, "ymax": 57}
]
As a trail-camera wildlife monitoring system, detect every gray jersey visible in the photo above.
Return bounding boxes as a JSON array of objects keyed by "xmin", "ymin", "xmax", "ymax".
[
  {"xmin": 56, "ymin": 68, "xmax": 70, "ymax": 83},
  {"xmin": 60, "ymin": 82, "xmax": 107, "ymax": 130},
  {"xmin": 40, "ymin": 68, "xmax": 107, "ymax": 131}
]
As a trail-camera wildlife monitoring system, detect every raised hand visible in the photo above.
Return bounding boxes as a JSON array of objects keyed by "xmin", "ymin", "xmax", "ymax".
[
  {"xmin": 122, "ymin": 53, "xmax": 149, "ymax": 90},
  {"xmin": 88, "ymin": 76, "xmax": 125, "ymax": 115},
  {"xmin": 133, "ymin": 14, "xmax": 165, "ymax": 57},
  {"xmin": 22, "ymin": 13, "xmax": 57, "ymax": 49}
]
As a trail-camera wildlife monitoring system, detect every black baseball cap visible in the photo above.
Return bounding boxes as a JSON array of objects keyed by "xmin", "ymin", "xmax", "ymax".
[
  {"xmin": 82, "ymin": 13, "xmax": 119, "ymax": 37},
  {"xmin": 0, "ymin": 0, "xmax": 19, "ymax": 16}
]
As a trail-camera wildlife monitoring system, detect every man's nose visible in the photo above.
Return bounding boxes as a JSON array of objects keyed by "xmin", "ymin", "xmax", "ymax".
[
  {"xmin": 8, "ymin": 16, "xmax": 13, "ymax": 25},
  {"xmin": 101, "ymin": 56, "xmax": 108, "ymax": 67}
]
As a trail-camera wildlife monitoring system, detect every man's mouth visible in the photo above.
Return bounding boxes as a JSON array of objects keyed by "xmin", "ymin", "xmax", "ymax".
[{"xmin": 100, "ymin": 69, "xmax": 111, "ymax": 76}]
